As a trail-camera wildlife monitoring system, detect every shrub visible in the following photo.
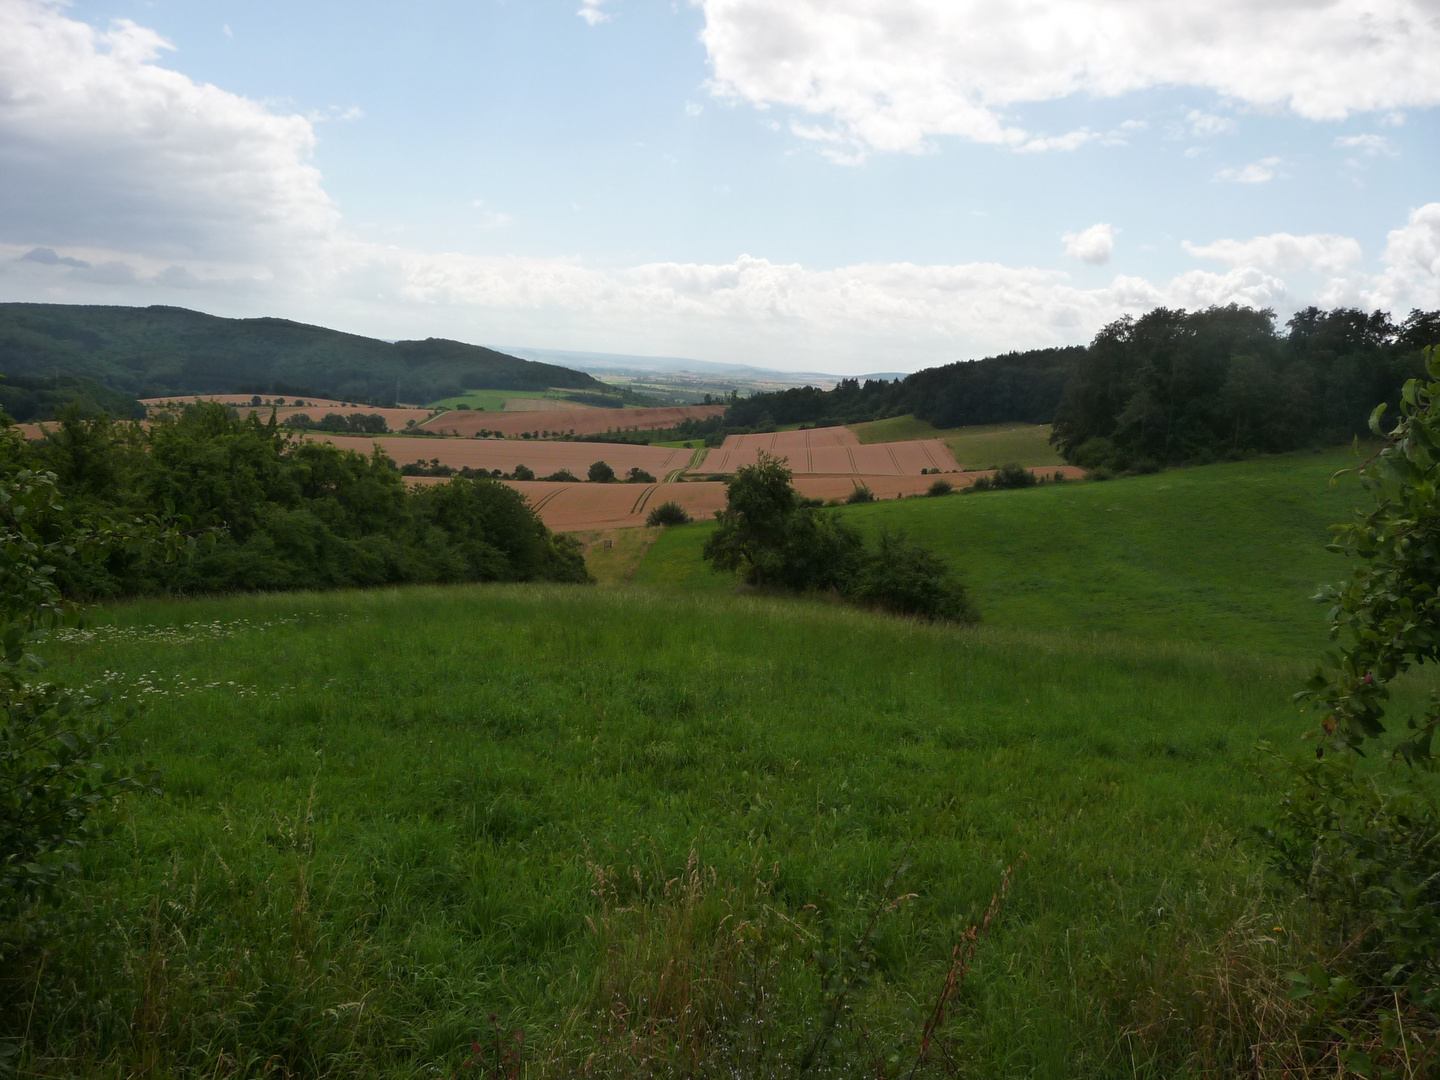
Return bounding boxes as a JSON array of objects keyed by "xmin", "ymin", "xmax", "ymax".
[
  {"xmin": 646, "ymin": 502, "xmax": 692, "ymax": 527},
  {"xmin": 588, "ymin": 461, "xmax": 616, "ymax": 483},
  {"xmin": 512, "ymin": 464, "xmax": 535, "ymax": 481},
  {"xmin": 626, "ymin": 467, "xmax": 657, "ymax": 484},
  {"xmin": 844, "ymin": 529, "xmax": 978, "ymax": 623},
  {"xmin": 540, "ymin": 469, "xmax": 580, "ymax": 483},
  {"xmin": 927, "ymin": 479, "xmax": 953, "ymax": 496},
  {"xmin": 846, "ymin": 483, "xmax": 876, "ymax": 504},
  {"xmin": 1265, "ymin": 345, "xmax": 1440, "ymax": 1064}
]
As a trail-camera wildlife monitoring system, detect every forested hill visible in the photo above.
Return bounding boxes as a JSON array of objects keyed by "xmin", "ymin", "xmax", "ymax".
[
  {"xmin": 726, "ymin": 305, "xmax": 1440, "ymax": 469},
  {"xmin": 0, "ymin": 303, "xmax": 602, "ymax": 405}
]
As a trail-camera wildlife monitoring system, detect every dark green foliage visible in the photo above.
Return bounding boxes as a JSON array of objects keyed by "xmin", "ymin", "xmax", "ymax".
[
  {"xmin": 399, "ymin": 458, "xmax": 454, "ymax": 477},
  {"xmin": 645, "ymin": 501, "xmax": 692, "ymax": 527},
  {"xmin": 587, "ymin": 461, "xmax": 616, "ymax": 484},
  {"xmin": 625, "ymin": 467, "xmax": 656, "ymax": 484},
  {"xmin": 0, "ymin": 445, "xmax": 170, "ymax": 931},
  {"xmin": 703, "ymin": 454, "xmax": 973, "ymax": 620},
  {"xmin": 540, "ymin": 469, "xmax": 580, "ymax": 483},
  {"xmin": 926, "ymin": 479, "xmax": 953, "ymax": 496},
  {"xmin": 1266, "ymin": 346, "xmax": 1440, "ymax": 1056},
  {"xmin": 0, "ymin": 303, "xmax": 601, "ymax": 404},
  {"xmin": 313, "ymin": 412, "xmax": 389, "ymax": 434},
  {"xmin": 845, "ymin": 483, "xmax": 875, "ymax": 504},
  {"xmin": 0, "ymin": 374, "xmax": 145, "ymax": 423},
  {"xmin": 512, "ymin": 464, "xmax": 535, "ymax": 481},
  {"xmin": 969, "ymin": 464, "xmax": 1038, "ymax": 493},
  {"xmin": 843, "ymin": 528, "xmax": 978, "ymax": 623},
  {"xmin": 1051, "ymin": 305, "xmax": 1437, "ymax": 468},
  {"xmin": 6, "ymin": 404, "xmax": 588, "ymax": 597}
]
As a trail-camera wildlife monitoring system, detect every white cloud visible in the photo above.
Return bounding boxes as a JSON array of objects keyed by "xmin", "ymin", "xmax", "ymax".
[
  {"xmin": 1366, "ymin": 203, "xmax": 1440, "ymax": 312},
  {"xmin": 0, "ymin": 0, "xmax": 336, "ymax": 265},
  {"xmin": 0, "ymin": 0, "xmax": 1434, "ymax": 373},
  {"xmin": 1335, "ymin": 133, "xmax": 1396, "ymax": 156},
  {"xmin": 699, "ymin": 0, "xmax": 1440, "ymax": 157},
  {"xmin": 1184, "ymin": 233, "xmax": 1363, "ymax": 275},
  {"xmin": 1186, "ymin": 109, "xmax": 1236, "ymax": 137},
  {"xmin": 1062, "ymin": 223, "xmax": 1115, "ymax": 265},
  {"xmin": 578, "ymin": 0, "xmax": 610, "ymax": 26},
  {"xmin": 1215, "ymin": 157, "xmax": 1281, "ymax": 183}
]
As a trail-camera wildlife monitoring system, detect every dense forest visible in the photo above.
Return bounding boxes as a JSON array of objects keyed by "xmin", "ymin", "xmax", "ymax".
[
  {"xmin": 0, "ymin": 403, "xmax": 589, "ymax": 595},
  {"xmin": 726, "ymin": 306, "xmax": 1440, "ymax": 467},
  {"xmin": 0, "ymin": 303, "xmax": 602, "ymax": 406}
]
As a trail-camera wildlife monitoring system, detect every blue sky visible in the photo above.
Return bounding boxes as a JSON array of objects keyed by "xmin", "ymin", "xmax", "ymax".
[{"xmin": 1, "ymin": 0, "xmax": 1438, "ymax": 373}]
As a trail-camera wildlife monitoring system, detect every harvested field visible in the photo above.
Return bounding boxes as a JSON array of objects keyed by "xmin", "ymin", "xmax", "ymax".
[
  {"xmin": 707, "ymin": 426, "xmax": 960, "ymax": 475},
  {"xmin": 305, "ymin": 433, "xmax": 692, "ymax": 478},
  {"xmin": 506, "ymin": 480, "xmax": 728, "ymax": 530},
  {"xmin": 420, "ymin": 404, "xmax": 724, "ymax": 437}
]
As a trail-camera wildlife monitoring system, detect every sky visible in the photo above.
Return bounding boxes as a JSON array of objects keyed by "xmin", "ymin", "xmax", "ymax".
[{"xmin": 1, "ymin": 0, "xmax": 1438, "ymax": 375}]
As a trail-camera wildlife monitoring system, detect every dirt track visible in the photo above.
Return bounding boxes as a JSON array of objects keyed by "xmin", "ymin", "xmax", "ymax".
[
  {"xmin": 421, "ymin": 404, "xmax": 724, "ymax": 438},
  {"xmin": 706, "ymin": 427, "xmax": 960, "ymax": 475}
]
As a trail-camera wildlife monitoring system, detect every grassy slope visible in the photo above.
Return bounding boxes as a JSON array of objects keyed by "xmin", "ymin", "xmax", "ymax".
[
  {"xmin": 36, "ymin": 586, "xmax": 1307, "ymax": 1077},
  {"xmin": 848, "ymin": 417, "xmax": 1064, "ymax": 469},
  {"xmin": 636, "ymin": 448, "xmax": 1366, "ymax": 658},
  {"xmin": 17, "ymin": 448, "xmax": 1383, "ymax": 1076}
]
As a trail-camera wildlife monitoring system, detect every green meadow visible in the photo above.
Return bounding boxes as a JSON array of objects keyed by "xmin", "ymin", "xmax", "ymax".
[
  {"xmin": 427, "ymin": 389, "xmax": 569, "ymax": 411},
  {"xmin": 10, "ymin": 448, "xmax": 1393, "ymax": 1077},
  {"xmin": 848, "ymin": 417, "xmax": 1064, "ymax": 469}
]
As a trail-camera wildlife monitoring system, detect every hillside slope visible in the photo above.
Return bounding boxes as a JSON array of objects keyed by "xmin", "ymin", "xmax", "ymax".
[
  {"xmin": 635, "ymin": 448, "xmax": 1369, "ymax": 657},
  {"xmin": 0, "ymin": 303, "xmax": 602, "ymax": 404}
]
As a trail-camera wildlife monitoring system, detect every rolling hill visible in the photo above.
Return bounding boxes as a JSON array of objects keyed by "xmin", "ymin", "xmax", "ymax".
[{"xmin": 0, "ymin": 303, "xmax": 603, "ymax": 406}]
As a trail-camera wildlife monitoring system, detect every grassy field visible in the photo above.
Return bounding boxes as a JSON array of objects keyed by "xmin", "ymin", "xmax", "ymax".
[
  {"xmin": 637, "ymin": 448, "xmax": 1365, "ymax": 658},
  {"xmin": 428, "ymin": 389, "xmax": 571, "ymax": 411},
  {"xmin": 848, "ymin": 417, "xmax": 1064, "ymax": 469},
  {"xmin": 7, "ymin": 448, "xmax": 1391, "ymax": 1077}
]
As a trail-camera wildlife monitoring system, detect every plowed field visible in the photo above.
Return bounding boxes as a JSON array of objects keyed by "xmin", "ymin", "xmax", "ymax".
[
  {"xmin": 421, "ymin": 404, "xmax": 724, "ymax": 437},
  {"xmin": 305, "ymin": 433, "xmax": 694, "ymax": 478},
  {"xmin": 706, "ymin": 426, "xmax": 960, "ymax": 475}
]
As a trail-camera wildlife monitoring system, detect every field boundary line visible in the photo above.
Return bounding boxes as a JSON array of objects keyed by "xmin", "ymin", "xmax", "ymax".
[{"xmin": 847, "ymin": 447, "xmax": 859, "ymax": 473}]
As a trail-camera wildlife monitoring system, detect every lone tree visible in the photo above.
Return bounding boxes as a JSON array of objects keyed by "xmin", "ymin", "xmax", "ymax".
[{"xmin": 588, "ymin": 460, "xmax": 616, "ymax": 483}]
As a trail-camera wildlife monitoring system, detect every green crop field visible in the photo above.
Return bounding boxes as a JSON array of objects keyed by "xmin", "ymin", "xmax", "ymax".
[
  {"xmin": 428, "ymin": 389, "xmax": 572, "ymax": 411},
  {"xmin": 12, "ymin": 448, "xmax": 1408, "ymax": 1077},
  {"xmin": 848, "ymin": 417, "xmax": 1063, "ymax": 469}
]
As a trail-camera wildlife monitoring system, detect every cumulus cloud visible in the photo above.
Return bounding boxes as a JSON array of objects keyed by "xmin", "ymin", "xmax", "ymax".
[
  {"xmin": 1215, "ymin": 157, "xmax": 1281, "ymax": 183},
  {"xmin": 1335, "ymin": 133, "xmax": 1396, "ymax": 156},
  {"xmin": 0, "ymin": 0, "xmax": 336, "ymax": 265},
  {"xmin": 1183, "ymin": 233, "xmax": 1363, "ymax": 275},
  {"xmin": 578, "ymin": 0, "xmax": 609, "ymax": 26},
  {"xmin": 1062, "ymin": 224, "xmax": 1115, "ymax": 265},
  {"xmin": 1366, "ymin": 203, "xmax": 1440, "ymax": 312},
  {"xmin": 698, "ymin": 0, "xmax": 1440, "ymax": 157},
  {"xmin": 1, "ymin": 0, "xmax": 1436, "ymax": 372}
]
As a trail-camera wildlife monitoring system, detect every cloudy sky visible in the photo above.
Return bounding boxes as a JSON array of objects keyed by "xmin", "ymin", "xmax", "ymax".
[{"xmin": 1, "ymin": 0, "xmax": 1438, "ymax": 373}]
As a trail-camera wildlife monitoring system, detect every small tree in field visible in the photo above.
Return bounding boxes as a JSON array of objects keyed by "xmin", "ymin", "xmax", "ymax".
[
  {"xmin": 1269, "ymin": 345, "xmax": 1440, "ymax": 1059},
  {"xmin": 588, "ymin": 461, "xmax": 617, "ymax": 484}
]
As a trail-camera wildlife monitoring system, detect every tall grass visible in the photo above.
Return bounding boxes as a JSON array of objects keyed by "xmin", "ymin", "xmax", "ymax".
[{"xmin": 1, "ymin": 576, "xmax": 1352, "ymax": 1076}]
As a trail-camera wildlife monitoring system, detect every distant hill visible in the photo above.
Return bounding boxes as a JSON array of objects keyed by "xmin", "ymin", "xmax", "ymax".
[{"xmin": 0, "ymin": 304, "xmax": 603, "ymax": 406}]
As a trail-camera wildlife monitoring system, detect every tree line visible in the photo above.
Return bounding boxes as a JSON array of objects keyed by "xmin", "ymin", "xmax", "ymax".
[
  {"xmin": 1, "ymin": 402, "xmax": 589, "ymax": 597},
  {"xmin": 723, "ymin": 306, "xmax": 1440, "ymax": 468}
]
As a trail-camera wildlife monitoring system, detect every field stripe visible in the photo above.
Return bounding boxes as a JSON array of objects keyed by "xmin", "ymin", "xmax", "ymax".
[
  {"xmin": 631, "ymin": 484, "xmax": 659, "ymax": 517},
  {"xmin": 529, "ymin": 487, "xmax": 567, "ymax": 513},
  {"xmin": 885, "ymin": 443, "xmax": 902, "ymax": 474}
]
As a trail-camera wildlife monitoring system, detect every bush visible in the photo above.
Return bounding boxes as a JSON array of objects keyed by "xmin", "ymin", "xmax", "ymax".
[
  {"xmin": 541, "ymin": 469, "xmax": 580, "ymax": 483},
  {"xmin": 702, "ymin": 453, "xmax": 976, "ymax": 622},
  {"xmin": 844, "ymin": 529, "xmax": 979, "ymax": 623},
  {"xmin": 846, "ymin": 483, "xmax": 876, "ymax": 504},
  {"xmin": 588, "ymin": 461, "xmax": 616, "ymax": 483},
  {"xmin": 626, "ymin": 467, "xmax": 657, "ymax": 484},
  {"xmin": 927, "ymin": 479, "xmax": 953, "ymax": 496},
  {"xmin": 646, "ymin": 502, "xmax": 692, "ymax": 527},
  {"xmin": 512, "ymin": 464, "xmax": 535, "ymax": 481},
  {"xmin": 970, "ymin": 463, "xmax": 1037, "ymax": 492},
  {"xmin": 1264, "ymin": 345, "xmax": 1440, "ymax": 1063}
]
